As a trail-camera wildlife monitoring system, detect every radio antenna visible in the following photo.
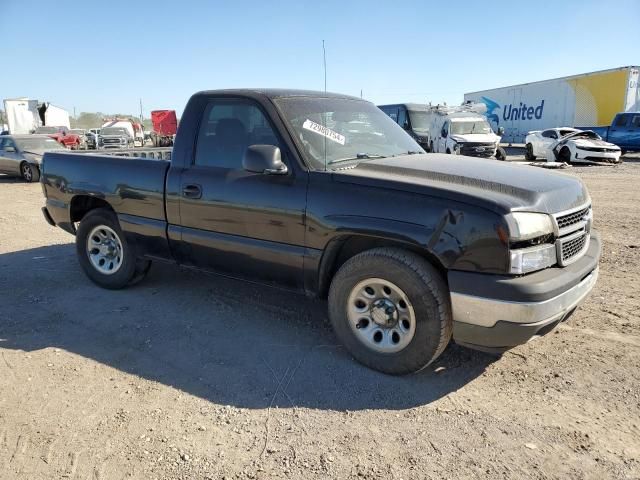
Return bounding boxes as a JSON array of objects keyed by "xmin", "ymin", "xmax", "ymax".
[{"xmin": 322, "ymin": 40, "xmax": 327, "ymax": 92}]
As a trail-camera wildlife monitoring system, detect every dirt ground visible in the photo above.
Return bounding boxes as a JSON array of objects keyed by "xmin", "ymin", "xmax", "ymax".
[{"xmin": 1, "ymin": 159, "xmax": 639, "ymax": 480}]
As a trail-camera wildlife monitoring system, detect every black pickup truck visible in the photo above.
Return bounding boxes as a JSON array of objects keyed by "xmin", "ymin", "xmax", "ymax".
[{"xmin": 41, "ymin": 89, "xmax": 600, "ymax": 374}]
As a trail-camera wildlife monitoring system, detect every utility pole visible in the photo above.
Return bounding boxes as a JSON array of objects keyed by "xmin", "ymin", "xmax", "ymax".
[{"xmin": 139, "ymin": 98, "xmax": 143, "ymax": 122}]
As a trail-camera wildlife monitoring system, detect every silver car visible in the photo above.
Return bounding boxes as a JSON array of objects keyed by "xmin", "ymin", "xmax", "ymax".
[{"xmin": 0, "ymin": 134, "xmax": 66, "ymax": 182}]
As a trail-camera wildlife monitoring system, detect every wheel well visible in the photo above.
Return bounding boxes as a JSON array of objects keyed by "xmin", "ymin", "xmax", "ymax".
[
  {"xmin": 318, "ymin": 235, "xmax": 447, "ymax": 298},
  {"xmin": 70, "ymin": 195, "xmax": 113, "ymax": 223}
]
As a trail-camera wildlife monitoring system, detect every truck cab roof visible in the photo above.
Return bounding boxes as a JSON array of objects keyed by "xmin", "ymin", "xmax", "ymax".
[{"xmin": 194, "ymin": 88, "xmax": 362, "ymax": 101}]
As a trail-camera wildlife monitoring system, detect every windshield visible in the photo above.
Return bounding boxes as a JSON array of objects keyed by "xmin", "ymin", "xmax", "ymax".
[
  {"xmin": 450, "ymin": 120, "xmax": 491, "ymax": 135},
  {"xmin": 35, "ymin": 126, "xmax": 59, "ymax": 134},
  {"xmin": 274, "ymin": 97, "xmax": 423, "ymax": 170},
  {"xmin": 101, "ymin": 128, "xmax": 129, "ymax": 136},
  {"xmin": 408, "ymin": 111, "xmax": 429, "ymax": 131},
  {"xmin": 15, "ymin": 136, "xmax": 66, "ymax": 151}
]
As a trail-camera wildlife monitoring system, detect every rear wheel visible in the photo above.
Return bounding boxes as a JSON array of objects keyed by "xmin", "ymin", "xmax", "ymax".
[
  {"xmin": 328, "ymin": 248, "xmax": 452, "ymax": 375},
  {"xmin": 496, "ymin": 146, "xmax": 507, "ymax": 161},
  {"xmin": 76, "ymin": 208, "xmax": 151, "ymax": 289},
  {"xmin": 525, "ymin": 143, "xmax": 536, "ymax": 161},
  {"xmin": 20, "ymin": 162, "xmax": 40, "ymax": 182}
]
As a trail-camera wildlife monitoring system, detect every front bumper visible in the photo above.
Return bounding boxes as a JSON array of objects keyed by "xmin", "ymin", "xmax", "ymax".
[
  {"xmin": 574, "ymin": 150, "xmax": 621, "ymax": 164},
  {"xmin": 449, "ymin": 230, "xmax": 601, "ymax": 350}
]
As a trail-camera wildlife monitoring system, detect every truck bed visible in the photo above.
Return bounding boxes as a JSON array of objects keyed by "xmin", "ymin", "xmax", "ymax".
[{"xmin": 41, "ymin": 150, "xmax": 171, "ymax": 234}]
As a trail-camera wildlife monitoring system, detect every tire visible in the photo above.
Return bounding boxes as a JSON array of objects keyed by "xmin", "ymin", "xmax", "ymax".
[
  {"xmin": 524, "ymin": 143, "xmax": 536, "ymax": 161},
  {"xmin": 446, "ymin": 148, "xmax": 451, "ymax": 154},
  {"xmin": 496, "ymin": 146, "xmax": 507, "ymax": 161},
  {"xmin": 558, "ymin": 147, "xmax": 572, "ymax": 164},
  {"xmin": 430, "ymin": 141, "xmax": 434, "ymax": 153},
  {"xmin": 75, "ymin": 208, "xmax": 151, "ymax": 289},
  {"xmin": 20, "ymin": 162, "xmax": 40, "ymax": 183},
  {"xmin": 328, "ymin": 248, "xmax": 452, "ymax": 375}
]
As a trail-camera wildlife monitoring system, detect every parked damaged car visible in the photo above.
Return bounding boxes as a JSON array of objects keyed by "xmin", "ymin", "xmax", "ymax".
[
  {"xmin": 525, "ymin": 128, "xmax": 621, "ymax": 164},
  {"xmin": 0, "ymin": 134, "xmax": 66, "ymax": 182}
]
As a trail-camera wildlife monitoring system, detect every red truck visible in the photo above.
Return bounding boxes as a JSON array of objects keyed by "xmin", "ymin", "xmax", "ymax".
[
  {"xmin": 34, "ymin": 126, "xmax": 82, "ymax": 149},
  {"xmin": 149, "ymin": 110, "xmax": 177, "ymax": 147}
]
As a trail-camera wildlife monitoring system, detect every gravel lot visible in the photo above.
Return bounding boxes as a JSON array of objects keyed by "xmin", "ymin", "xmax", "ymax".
[{"xmin": 1, "ymin": 159, "xmax": 639, "ymax": 480}]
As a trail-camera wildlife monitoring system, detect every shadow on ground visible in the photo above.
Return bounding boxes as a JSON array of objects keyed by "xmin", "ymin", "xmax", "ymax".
[
  {"xmin": 0, "ymin": 244, "xmax": 496, "ymax": 411},
  {"xmin": 0, "ymin": 174, "xmax": 26, "ymax": 183}
]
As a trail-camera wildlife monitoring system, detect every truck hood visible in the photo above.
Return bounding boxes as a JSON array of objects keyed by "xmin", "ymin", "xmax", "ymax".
[
  {"xmin": 450, "ymin": 133, "xmax": 500, "ymax": 143},
  {"xmin": 333, "ymin": 153, "xmax": 589, "ymax": 215}
]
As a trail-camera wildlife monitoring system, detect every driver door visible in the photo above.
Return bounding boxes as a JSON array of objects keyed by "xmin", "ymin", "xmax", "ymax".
[
  {"xmin": 539, "ymin": 130, "xmax": 558, "ymax": 159},
  {"xmin": 174, "ymin": 97, "xmax": 308, "ymax": 290}
]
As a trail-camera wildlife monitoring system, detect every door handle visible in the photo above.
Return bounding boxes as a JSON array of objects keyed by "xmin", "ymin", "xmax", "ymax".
[{"xmin": 182, "ymin": 184, "xmax": 202, "ymax": 199}]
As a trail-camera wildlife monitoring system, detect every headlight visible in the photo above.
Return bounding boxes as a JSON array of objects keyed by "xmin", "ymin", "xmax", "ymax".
[
  {"xmin": 510, "ymin": 244, "xmax": 557, "ymax": 274},
  {"xmin": 507, "ymin": 212, "xmax": 554, "ymax": 241}
]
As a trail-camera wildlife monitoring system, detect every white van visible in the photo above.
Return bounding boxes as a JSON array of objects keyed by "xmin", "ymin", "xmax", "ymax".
[{"xmin": 428, "ymin": 106, "xmax": 505, "ymax": 159}]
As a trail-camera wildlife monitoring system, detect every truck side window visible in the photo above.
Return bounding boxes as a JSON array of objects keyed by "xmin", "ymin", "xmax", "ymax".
[
  {"xmin": 614, "ymin": 115, "xmax": 628, "ymax": 127},
  {"xmin": 631, "ymin": 115, "xmax": 640, "ymax": 128},
  {"xmin": 194, "ymin": 99, "xmax": 280, "ymax": 168}
]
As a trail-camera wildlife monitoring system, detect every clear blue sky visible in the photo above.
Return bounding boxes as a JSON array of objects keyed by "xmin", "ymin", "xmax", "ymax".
[{"xmin": 1, "ymin": 0, "xmax": 638, "ymax": 118}]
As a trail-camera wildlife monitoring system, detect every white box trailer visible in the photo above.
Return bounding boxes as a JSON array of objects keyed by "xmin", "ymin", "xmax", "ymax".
[
  {"xmin": 464, "ymin": 66, "xmax": 640, "ymax": 143},
  {"xmin": 2, "ymin": 98, "xmax": 71, "ymax": 134},
  {"xmin": 3, "ymin": 98, "xmax": 40, "ymax": 134}
]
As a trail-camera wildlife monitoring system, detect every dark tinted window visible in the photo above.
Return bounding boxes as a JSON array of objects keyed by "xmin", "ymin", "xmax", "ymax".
[
  {"xmin": 397, "ymin": 107, "xmax": 407, "ymax": 128},
  {"xmin": 541, "ymin": 130, "xmax": 557, "ymax": 139},
  {"xmin": 631, "ymin": 114, "xmax": 640, "ymax": 128},
  {"xmin": 194, "ymin": 99, "xmax": 280, "ymax": 168},
  {"xmin": 614, "ymin": 114, "xmax": 629, "ymax": 127},
  {"xmin": 381, "ymin": 107, "xmax": 399, "ymax": 123}
]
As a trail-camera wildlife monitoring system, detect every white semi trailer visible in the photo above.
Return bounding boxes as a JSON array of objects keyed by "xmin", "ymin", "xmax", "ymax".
[
  {"xmin": 3, "ymin": 98, "xmax": 71, "ymax": 134},
  {"xmin": 464, "ymin": 65, "xmax": 640, "ymax": 143}
]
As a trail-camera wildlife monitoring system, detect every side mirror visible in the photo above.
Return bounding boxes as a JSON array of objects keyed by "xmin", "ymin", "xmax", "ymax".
[
  {"xmin": 243, "ymin": 145, "xmax": 288, "ymax": 175},
  {"xmin": 5, "ymin": 146, "xmax": 16, "ymax": 153},
  {"xmin": 497, "ymin": 126, "xmax": 505, "ymax": 136},
  {"xmin": 441, "ymin": 130, "xmax": 448, "ymax": 138},
  {"xmin": 402, "ymin": 121, "xmax": 410, "ymax": 130}
]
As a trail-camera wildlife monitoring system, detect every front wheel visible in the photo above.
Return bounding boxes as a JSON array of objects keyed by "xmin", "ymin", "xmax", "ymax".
[
  {"xmin": 495, "ymin": 146, "xmax": 507, "ymax": 161},
  {"xmin": 328, "ymin": 248, "xmax": 452, "ymax": 375},
  {"xmin": 524, "ymin": 143, "xmax": 536, "ymax": 161},
  {"xmin": 20, "ymin": 162, "xmax": 40, "ymax": 182},
  {"xmin": 558, "ymin": 147, "xmax": 572, "ymax": 164},
  {"xmin": 76, "ymin": 208, "xmax": 151, "ymax": 289}
]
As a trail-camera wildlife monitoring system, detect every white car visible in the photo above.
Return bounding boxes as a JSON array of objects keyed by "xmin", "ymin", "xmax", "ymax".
[{"xmin": 525, "ymin": 127, "xmax": 621, "ymax": 164}]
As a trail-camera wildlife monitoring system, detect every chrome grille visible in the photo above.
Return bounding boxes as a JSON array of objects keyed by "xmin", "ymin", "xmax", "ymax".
[
  {"xmin": 553, "ymin": 204, "xmax": 592, "ymax": 266},
  {"xmin": 556, "ymin": 206, "xmax": 590, "ymax": 230},
  {"xmin": 561, "ymin": 233, "xmax": 588, "ymax": 262}
]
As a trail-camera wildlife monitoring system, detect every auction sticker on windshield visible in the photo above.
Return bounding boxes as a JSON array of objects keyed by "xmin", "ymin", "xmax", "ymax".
[{"xmin": 302, "ymin": 119, "xmax": 346, "ymax": 145}]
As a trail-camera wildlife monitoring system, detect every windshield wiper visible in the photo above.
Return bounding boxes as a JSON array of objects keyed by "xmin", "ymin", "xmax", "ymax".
[{"xmin": 328, "ymin": 153, "xmax": 387, "ymax": 165}]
